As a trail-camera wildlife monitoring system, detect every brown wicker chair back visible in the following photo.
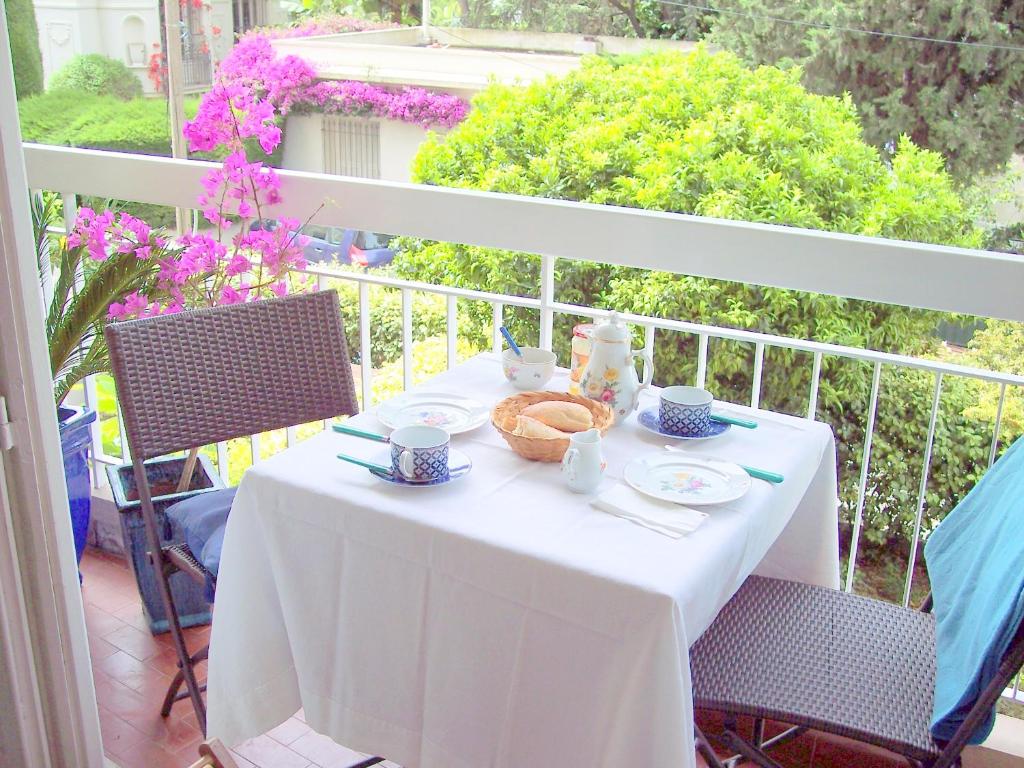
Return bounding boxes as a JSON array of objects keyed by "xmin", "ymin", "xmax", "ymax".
[
  {"xmin": 103, "ymin": 290, "xmax": 359, "ymax": 734},
  {"xmin": 105, "ymin": 290, "xmax": 358, "ymax": 460}
]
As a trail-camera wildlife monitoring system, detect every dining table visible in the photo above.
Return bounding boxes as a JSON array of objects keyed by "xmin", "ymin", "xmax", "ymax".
[{"xmin": 206, "ymin": 352, "xmax": 840, "ymax": 768}]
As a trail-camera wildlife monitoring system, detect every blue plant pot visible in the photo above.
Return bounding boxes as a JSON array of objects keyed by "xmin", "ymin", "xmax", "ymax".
[
  {"xmin": 58, "ymin": 405, "xmax": 97, "ymax": 567},
  {"xmin": 106, "ymin": 456, "xmax": 221, "ymax": 634}
]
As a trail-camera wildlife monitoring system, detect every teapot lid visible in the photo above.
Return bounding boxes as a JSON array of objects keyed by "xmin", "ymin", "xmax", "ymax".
[{"xmin": 594, "ymin": 311, "xmax": 630, "ymax": 342}]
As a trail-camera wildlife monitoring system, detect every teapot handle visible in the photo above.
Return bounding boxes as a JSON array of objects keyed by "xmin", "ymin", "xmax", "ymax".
[{"xmin": 633, "ymin": 350, "xmax": 654, "ymax": 390}]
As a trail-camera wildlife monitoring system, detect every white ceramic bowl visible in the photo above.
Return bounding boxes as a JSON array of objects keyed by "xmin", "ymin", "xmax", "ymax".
[{"xmin": 502, "ymin": 347, "xmax": 556, "ymax": 390}]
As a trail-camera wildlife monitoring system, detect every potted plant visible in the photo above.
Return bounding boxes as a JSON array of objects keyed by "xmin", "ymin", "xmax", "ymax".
[
  {"xmin": 39, "ymin": 79, "xmax": 315, "ymax": 628},
  {"xmin": 32, "ymin": 193, "xmax": 169, "ymax": 568}
]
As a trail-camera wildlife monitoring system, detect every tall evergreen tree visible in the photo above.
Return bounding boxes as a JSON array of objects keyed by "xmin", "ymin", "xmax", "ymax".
[
  {"xmin": 5, "ymin": 0, "xmax": 45, "ymax": 98},
  {"xmin": 708, "ymin": 0, "xmax": 1024, "ymax": 181}
]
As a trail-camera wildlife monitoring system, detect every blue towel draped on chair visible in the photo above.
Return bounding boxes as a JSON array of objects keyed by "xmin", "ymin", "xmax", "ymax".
[{"xmin": 924, "ymin": 436, "xmax": 1024, "ymax": 744}]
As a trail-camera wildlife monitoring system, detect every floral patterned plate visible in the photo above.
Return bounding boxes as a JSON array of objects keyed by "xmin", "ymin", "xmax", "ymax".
[
  {"xmin": 623, "ymin": 453, "xmax": 751, "ymax": 506},
  {"xmin": 376, "ymin": 392, "xmax": 490, "ymax": 434}
]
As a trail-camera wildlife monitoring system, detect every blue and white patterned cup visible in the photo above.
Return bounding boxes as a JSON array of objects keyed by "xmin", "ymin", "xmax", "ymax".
[
  {"xmin": 390, "ymin": 425, "xmax": 450, "ymax": 482},
  {"xmin": 659, "ymin": 386, "xmax": 713, "ymax": 437}
]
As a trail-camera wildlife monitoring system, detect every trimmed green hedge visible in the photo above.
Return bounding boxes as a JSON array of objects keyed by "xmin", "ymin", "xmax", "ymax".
[
  {"xmin": 18, "ymin": 91, "xmax": 284, "ymax": 163},
  {"xmin": 50, "ymin": 54, "xmax": 142, "ymax": 100},
  {"xmin": 19, "ymin": 92, "xmax": 285, "ymax": 228}
]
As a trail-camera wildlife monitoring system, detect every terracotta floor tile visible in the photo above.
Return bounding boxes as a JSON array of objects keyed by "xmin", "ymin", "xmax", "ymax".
[
  {"xmin": 113, "ymin": 739, "xmax": 189, "ymax": 768},
  {"xmin": 267, "ymin": 717, "xmax": 313, "ymax": 747},
  {"xmin": 111, "ymin": 601, "xmax": 154, "ymax": 633},
  {"xmin": 84, "ymin": 584, "xmax": 139, "ymax": 614},
  {"xmin": 105, "ymin": 623, "xmax": 164, "ymax": 662},
  {"xmin": 146, "ymin": 645, "xmax": 186, "ymax": 677},
  {"xmin": 234, "ymin": 734, "xmax": 311, "ymax": 768},
  {"xmin": 98, "ymin": 650, "xmax": 168, "ymax": 693},
  {"xmin": 88, "ymin": 632, "xmax": 121, "ymax": 663},
  {"xmin": 122, "ymin": 705, "xmax": 202, "ymax": 751},
  {"xmin": 84, "ymin": 603, "xmax": 129, "ymax": 637},
  {"xmin": 97, "ymin": 706, "xmax": 148, "ymax": 759},
  {"xmin": 95, "ymin": 675, "xmax": 152, "ymax": 721}
]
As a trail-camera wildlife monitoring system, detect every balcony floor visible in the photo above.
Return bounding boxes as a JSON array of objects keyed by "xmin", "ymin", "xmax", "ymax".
[{"xmin": 82, "ymin": 548, "xmax": 903, "ymax": 768}]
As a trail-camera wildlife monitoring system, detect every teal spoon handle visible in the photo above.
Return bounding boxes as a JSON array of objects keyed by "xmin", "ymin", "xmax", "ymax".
[
  {"xmin": 740, "ymin": 464, "xmax": 784, "ymax": 484},
  {"xmin": 333, "ymin": 423, "xmax": 390, "ymax": 442},
  {"xmin": 337, "ymin": 453, "xmax": 392, "ymax": 475},
  {"xmin": 711, "ymin": 413, "xmax": 758, "ymax": 429}
]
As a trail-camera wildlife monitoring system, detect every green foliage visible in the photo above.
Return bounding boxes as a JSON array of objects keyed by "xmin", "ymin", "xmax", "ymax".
[
  {"xmin": 396, "ymin": 47, "xmax": 991, "ymax": 543},
  {"xmin": 962, "ymin": 321, "xmax": 1024, "ymax": 441},
  {"xmin": 707, "ymin": 0, "xmax": 1024, "ymax": 181},
  {"xmin": 427, "ymin": 0, "xmax": 707, "ymax": 39},
  {"xmin": 6, "ymin": 0, "xmax": 43, "ymax": 98},
  {"xmin": 50, "ymin": 54, "xmax": 143, "ymax": 101},
  {"xmin": 322, "ymin": 275, "xmax": 448, "ymax": 365}
]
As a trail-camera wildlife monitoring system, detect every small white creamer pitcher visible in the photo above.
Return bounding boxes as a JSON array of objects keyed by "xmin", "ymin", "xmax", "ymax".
[{"xmin": 561, "ymin": 428, "xmax": 606, "ymax": 494}]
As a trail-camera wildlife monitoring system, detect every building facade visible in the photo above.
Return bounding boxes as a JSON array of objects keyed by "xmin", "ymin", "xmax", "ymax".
[{"xmin": 31, "ymin": 0, "xmax": 286, "ymax": 94}]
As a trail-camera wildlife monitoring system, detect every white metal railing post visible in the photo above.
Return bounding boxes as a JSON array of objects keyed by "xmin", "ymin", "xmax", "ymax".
[
  {"xmin": 540, "ymin": 254, "xmax": 554, "ymax": 351},
  {"xmin": 643, "ymin": 326, "xmax": 655, "ymax": 378},
  {"xmin": 358, "ymin": 282, "xmax": 373, "ymax": 408},
  {"xmin": 216, "ymin": 441, "xmax": 229, "ymax": 484},
  {"xmin": 902, "ymin": 372, "xmax": 943, "ymax": 607},
  {"xmin": 492, "ymin": 303, "xmax": 504, "ymax": 355},
  {"xmin": 696, "ymin": 334, "xmax": 709, "ymax": 389},
  {"xmin": 807, "ymin": 351, "xmax": 822, "ymax": 420},
  {"xmin": 989, "ymin": 383, "xmax": 1008, "ymax": 467},
  {"xmin": 401, "ymin": 288, "xmax": 413, "ymax": 390},
  {"xmin": 750, "ymin": 342, "xmax": 765, "ymax": 409},
  {"xmin": 446, "ymin": 295, "xmax": 458, "ymax": 369},
  {"xmin": 844, "ymin": 361, "xmax": 883, "ymax": 593}
]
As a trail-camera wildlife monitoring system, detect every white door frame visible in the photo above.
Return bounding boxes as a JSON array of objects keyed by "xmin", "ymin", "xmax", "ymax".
[{"xmin": 0, "ymin": 5, "xmax": 105, "ymax": 767}]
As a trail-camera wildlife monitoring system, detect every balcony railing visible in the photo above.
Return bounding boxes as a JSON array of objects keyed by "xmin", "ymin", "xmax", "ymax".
[{"xmin": 22, "ymin": 143, "xmax": 1024, "ymax": 703}]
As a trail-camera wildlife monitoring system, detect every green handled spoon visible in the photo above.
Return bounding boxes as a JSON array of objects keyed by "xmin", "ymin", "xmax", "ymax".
[
  {"xmin": 664, "ymin": 445, "xmax": 783, "ymax": 484},
  {"xmin": 333, "ymin": 423, "xmax": 390, "ymax": 442},
  {"xmin": 337, "ymin": 452, "xmax": 392, "ymax": 475},
  {"xmin": 710, "ymin": 412, "xmax": 758, "ymax": 429}
]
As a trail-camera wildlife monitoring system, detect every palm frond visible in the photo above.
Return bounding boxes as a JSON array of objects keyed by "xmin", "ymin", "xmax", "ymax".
[{"xmin": 47, "ymin": 250, "xmax": 161, "ymax": 393}]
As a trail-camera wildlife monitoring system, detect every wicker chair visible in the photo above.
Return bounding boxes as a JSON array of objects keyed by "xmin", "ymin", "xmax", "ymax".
[
  {"xmin": 690, "ymin": 578, "xmax": 1024, "ymax": 768},
  {"xmin": 105, "ymin": 291, "xmax": 361, "ymax": 735}
]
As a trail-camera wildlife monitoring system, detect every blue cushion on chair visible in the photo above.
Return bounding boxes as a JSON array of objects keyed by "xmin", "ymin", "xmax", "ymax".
[
  {"xmin": 924, "ymin": 436, "xmax": 1024, "ymax": 745},
  {"xmin": 166, "ymin": 487, "xmax": 237, "ymax": 602}
]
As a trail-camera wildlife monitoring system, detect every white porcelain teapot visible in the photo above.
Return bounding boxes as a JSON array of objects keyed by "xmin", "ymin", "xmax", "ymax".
[{"xmin": 579, "ymin": 312, "xmax": 653, "ymax": 425}]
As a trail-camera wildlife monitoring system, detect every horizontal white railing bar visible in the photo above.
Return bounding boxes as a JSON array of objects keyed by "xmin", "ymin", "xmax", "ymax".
[
  {"xmin": 23, "ymin": 144, "xmax": 1024, "ymax": 323},
  {"xmin": 544, "ymin": 301, "xmax": 1024, "ymax": 387},
  {"xmin": 305, "ymin": 264, "xmax": 1024, "ymax": 386},
  {"xmin": 302, "ymin": 264, "xmax": 542, "ymax": 309}
]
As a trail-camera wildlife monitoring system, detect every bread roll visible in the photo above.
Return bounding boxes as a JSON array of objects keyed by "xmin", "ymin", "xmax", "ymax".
[
  {"xmin": 512, "ymin": 415, "xmax": 570, "ymax": 439},
  {"xmin": 521, "ymin": 401, "xmax": 593, "ymax": 433}
]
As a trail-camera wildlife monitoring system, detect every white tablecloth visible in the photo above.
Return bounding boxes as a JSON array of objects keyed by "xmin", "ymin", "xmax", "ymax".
[{"xmin": 207, "ymin": 353, "xmax": 839, "ymax": 768}]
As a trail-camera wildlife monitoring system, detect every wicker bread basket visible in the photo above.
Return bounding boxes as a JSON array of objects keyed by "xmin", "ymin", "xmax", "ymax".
[{"xmin": 491, "ymin": 391, "xmax": 615, "ymax": 462}]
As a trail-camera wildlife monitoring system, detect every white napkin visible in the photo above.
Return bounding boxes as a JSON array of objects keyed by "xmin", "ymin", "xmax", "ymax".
[{"xmin": 592, "ymin": 484, "xmax": 709, "ymax": 538}]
